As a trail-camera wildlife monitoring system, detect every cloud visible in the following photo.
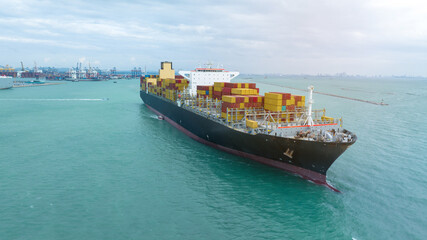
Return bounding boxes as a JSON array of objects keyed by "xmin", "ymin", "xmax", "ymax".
[
  {"xmin": 0, "ymin": 0, "xmax": 426, "ymax": 75},
  {"xmin": 0, "ymin": 36, "xmax": 101, "ymax": 50}
]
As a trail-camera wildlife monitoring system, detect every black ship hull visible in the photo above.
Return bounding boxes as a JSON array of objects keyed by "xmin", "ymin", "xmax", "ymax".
[{"xmin": 140, "ymin": 91, "xmax": 354, "ymax": 191}]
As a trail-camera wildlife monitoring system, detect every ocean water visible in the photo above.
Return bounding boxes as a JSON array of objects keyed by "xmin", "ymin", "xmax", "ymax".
[{"xmin": 0, "ymin": 77, "xmax": 426, "ymax": 239}]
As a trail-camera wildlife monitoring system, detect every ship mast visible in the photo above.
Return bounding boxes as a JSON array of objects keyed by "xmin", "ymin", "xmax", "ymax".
[{"xmin": 304, "ymin": 85, "xmax": 315, "ymax": 126}]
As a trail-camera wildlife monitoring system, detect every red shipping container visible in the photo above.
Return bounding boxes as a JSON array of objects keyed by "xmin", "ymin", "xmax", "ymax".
[
  {"xmin": 222, "ymin": 87, "xmax": 232, "ymax": 95},
  {"xmin": 222, "ymin": 102, "xmax": 240, "ymax": 108},
  {"xmin": 221, "ymin": 105, "xmax": 227, "ymax": 113},
  {"xmin": 287, "ymin": 105, "xmax": 296, "ymax": 111},
  {"xmin": 235, "ymin": 96, "xmax": 245, "ymax": 103},
  {"xmin": 248, "ymin": 83, "xmax": 256, "ymax": 89},
  {"xmin": 225, "ymin": 82, "xmax": 239, "ymax": 88},
  {"xmin": 271, "ymin": 92, "xmax": 291, "ymax": 100},
  {"xmin": 222, "ymin": 103, "xmax": 241, "ymax": 112},
  {"xmin": 250, "ymin": 95, "xmax": 260, "ymax": 103},
  {"xmin": 293, "ymin": 95, "xmax": 302, "ymax": 102}
]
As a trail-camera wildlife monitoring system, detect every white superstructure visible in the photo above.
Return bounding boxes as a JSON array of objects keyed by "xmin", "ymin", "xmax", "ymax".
[
  {"xmin": 0, "ymin": 75, "xmax": 13, "ymax": 89},
  {"xmin": 179, "ymin": 64, "xmax": 239, "ymax": 96}
]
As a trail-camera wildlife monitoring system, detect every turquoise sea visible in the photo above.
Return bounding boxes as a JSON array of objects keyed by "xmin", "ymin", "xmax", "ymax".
[{"xmin": 0, "ymin": 76, "xmax": 426, "ymax": 239}]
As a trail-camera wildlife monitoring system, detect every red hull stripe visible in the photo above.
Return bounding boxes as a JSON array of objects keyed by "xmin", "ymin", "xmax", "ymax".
[
  {"xmin": 145, "ymin": 104, "xmax": 340, "ymax": 192},
  {"xmin": 278, "ymin": 123, "xmax": 337, "ymax": 129}
]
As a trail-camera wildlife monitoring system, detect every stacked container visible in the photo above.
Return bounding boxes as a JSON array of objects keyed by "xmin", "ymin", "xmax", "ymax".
[
  {"xmin": 140, "ymin": 76, "xmax": 158, "ymax": 92},
  {"xmin": 197, "ymin": 85, "xmax": 213, "ymax": 98},
  {"xmin": 264, "ymin": 92, "xmax": 293, "ymax": 111},
  {"xmin": 213, "ymin": 82, "xmax": 225, "ymax": 100},
  {"xmin": 231, "ymin": 88, "xmax": 258, "ymax": 95},
  {"xmin": 163, "ymin": 78, "xmax": 189, "ymax": 91},
  {"xmin": 221, "ymin": 95, "xmax": 264, "ymax": 121},
  {"xmin": 141, "ymin": 75, "xmax": 189, "ymax": 100},
  {"xmin": 221, "ymin": 95, "xmax": 247, "ymax": 120},
  {"xmin": 214, "ymin": 82, "xmax": 259, "ymax": 100},
  {"xmin": 292, "ymin": 95, "xmax": 306, "ymax": 107}
]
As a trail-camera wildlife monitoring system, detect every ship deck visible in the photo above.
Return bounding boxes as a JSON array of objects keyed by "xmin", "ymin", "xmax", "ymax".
[{"xmin": 149, "ymin": 91, "xmax": 355, "ymax": 144}]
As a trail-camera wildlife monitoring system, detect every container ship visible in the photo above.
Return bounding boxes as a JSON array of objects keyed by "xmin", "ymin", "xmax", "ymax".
[{"xmin": 140, "ymin": 62, "xmax": 356, "ymax": 191}]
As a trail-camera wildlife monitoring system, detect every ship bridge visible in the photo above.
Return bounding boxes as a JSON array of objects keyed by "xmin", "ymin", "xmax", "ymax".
[{"xmin": 179, "ymin": 64, "xmax": 239, "ymax": 96}]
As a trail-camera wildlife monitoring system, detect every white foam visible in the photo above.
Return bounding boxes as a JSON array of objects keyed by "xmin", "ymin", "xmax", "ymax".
[{"xmin": 149, "ymin": 115, "xmax": 163, "ymax": 120}]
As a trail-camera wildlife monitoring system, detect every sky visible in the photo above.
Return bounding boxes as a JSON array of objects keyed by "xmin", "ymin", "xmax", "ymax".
[{"xmin": 0, "ymin": 0, "xmax": 426, "ymax": 75}]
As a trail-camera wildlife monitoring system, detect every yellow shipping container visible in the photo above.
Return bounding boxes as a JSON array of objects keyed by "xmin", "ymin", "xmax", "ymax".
[
  {"xmin": 265, "ymin": 92, "xmax": 282, "ymax": 100},
  {"xmin": 247, "ymin": 89, "xmax": 256, "ymax": 95},
  {"xmin": 265, "ymin": 98, "xmax": 282, "ymax": 106},
  {"xmin": 146, "ymin": 78, "xmax": 157, "ymax": 85},
  {"xmin": 214, "ymin": 82, "xmax": 225, "ymax": 87},
  {"xmin": 285, "ymin": 99, "xmax": 295, "ymax": 105},
  {"xmin": 297, "ymin": 101, "xmax": 305, "ymax": 107},
  {"xmin": 231, "ymin": 88, "xmax": 243, "ymax": 95},
  {"xmin": 214, "ymin": 86, "xmax": 223, "ymax": 92},
  {"xmin": 239, "ymin": 103, "xmax": 245, "ymax": 108},
  {"xmin": 246, "ymin": 120, "xmax": 258, "ymax": 128},
  {"xmin": 230, "ymin": 88, "xmax": 258, "ymax": 95},
  {"xmin": 221, "ymin": 112, "xmax": 244, "ymax": 121},
  {"xmin": 222, "ymin": 95, "xmax": 236, "ymax": 103},
  {"xmin": 265, "ymin": 104, "xmax": 282, "ymax": 111},
  {"xmin": 271, "ymin": 105, "xmax": 282, "ymax": 111}
]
